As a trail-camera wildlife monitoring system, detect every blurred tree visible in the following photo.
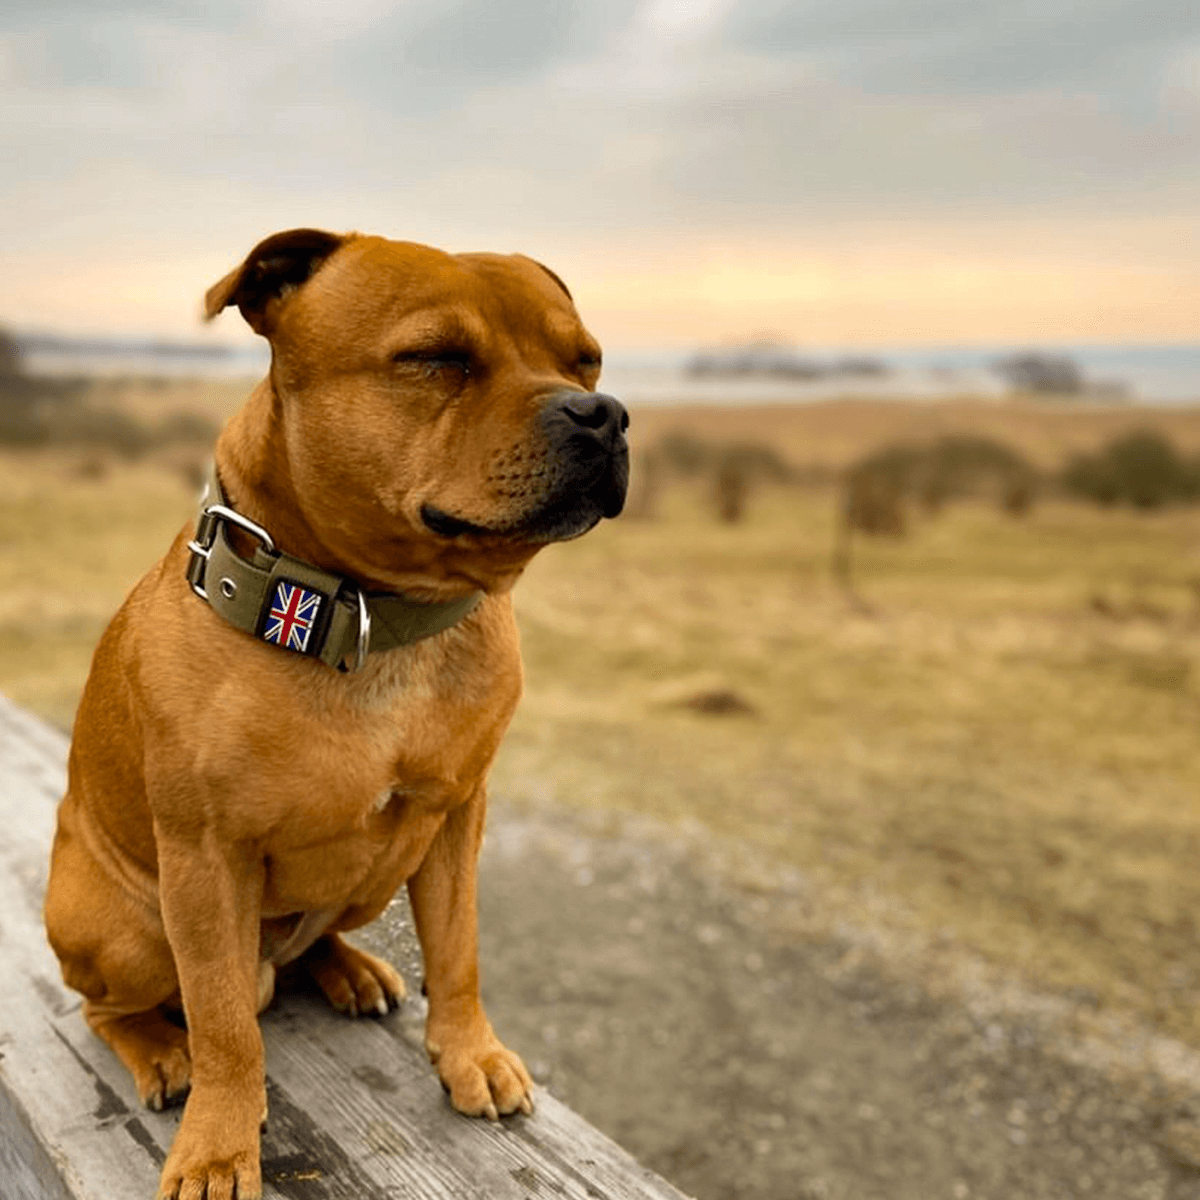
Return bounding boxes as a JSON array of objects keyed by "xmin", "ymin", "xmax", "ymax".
[
  {"xmin": 0, "ymin": 327, "xmax": 23, "ymax": 377},
  {"xmin": 835, "ymin": 435, "xmax": 1039, "ymax": 605},
  {"xmin": 714, "ymin": 457, "xmax": 750, "ymax": 523},
  {"xmin": 622, "ymin": 447, "xmax": 662, "ymax": 520},
  {"xmin": 1063, "ymin": 430, "xmax": 1200, "ymax": 508}
]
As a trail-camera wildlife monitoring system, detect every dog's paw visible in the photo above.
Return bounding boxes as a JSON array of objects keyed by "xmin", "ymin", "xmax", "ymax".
[
  {"xmin": 427, "ymin": 1024, "xmax": 535, "ymax": 1121},
  {"xmin": 138, "ymin": 1031, "xmax": 192, "ymax": 1113},
  {"xmin": 303, "ymin": 934, "xmax": 406, "ymax": 1018},
  {"xmin": 88, "ymin": 1008, "xmax": 192, "ymax": 1112},
  {"xmin": 156, "ymin": 1094, "xmax": 262, "ymax": 1200},
  {"xmin": 157, "ymin": 1154, "xmax": 260, "ymax": 1200}
]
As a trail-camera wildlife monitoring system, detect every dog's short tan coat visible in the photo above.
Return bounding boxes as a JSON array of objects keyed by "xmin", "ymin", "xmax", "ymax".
[{"xmin": 44, "ymin": 229, "xmax": 628, "ymax": 1200}]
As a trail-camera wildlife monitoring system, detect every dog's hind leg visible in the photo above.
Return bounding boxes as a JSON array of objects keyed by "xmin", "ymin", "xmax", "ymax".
[
  {"xmin": 45, "ymin": 792, "xmax": 191, "ymax": 1110},
  {"xmin": 84, "ymin": 1004, "xmax": 192, "ymax": 1110},
  {"xmin": 298, "ymin": 932, "xmax": 406, "ymax": 1018}
]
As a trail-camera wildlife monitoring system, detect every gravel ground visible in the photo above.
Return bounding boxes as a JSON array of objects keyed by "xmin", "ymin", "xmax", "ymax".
[{"xmin": 359, "ymin": 799, "xmax": 1200, "ymax": 1200}]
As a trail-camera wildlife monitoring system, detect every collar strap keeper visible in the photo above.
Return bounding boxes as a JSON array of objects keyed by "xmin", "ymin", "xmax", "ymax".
[{"xmin": 186, "ymin": 468, "xmax": 481, "ymax": 671}]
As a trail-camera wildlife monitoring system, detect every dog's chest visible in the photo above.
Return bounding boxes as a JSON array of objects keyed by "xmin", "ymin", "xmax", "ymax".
[{"xmin": 254, "ymin": 642, "xmax": 515, "ymax": 916}]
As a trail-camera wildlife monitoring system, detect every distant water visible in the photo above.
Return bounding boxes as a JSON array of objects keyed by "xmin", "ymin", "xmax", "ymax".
[
  {"xmin": 23, "ymin": 343, "xmax": 269, "ymax": 380},
  {"xmin": 21, "ymin": 340, "xmax": 1200, "ymax": 405},
  {"xmin": 602, "ymin": 343, "xmax": 1200, "ymax": 407}
]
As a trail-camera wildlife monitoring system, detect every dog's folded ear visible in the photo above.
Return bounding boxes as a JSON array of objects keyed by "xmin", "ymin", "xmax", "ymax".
[
  {"xmin": 204, "ymin": 228, "xmax": 347, "ymax": 334},
  {"xmin": 520, "ymin": 256, "xmax": 573, "ymax": 302}
]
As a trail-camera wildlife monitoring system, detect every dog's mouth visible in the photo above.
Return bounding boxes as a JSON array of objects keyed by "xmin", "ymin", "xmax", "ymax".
[
  {"xmin": 421, "ymin": 444, "xmax": 629, "ymax": 545},
  {"xmin": 419, "ymin": 506, "xmax": 493, "ymax": 540}
]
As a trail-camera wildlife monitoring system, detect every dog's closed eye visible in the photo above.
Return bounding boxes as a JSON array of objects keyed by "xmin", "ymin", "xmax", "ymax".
[{"xmin": 392, "ymin": 348, "xmax": 473, "ymax": 384}]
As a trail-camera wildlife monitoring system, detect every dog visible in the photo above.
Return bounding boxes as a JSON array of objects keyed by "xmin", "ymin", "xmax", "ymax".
[{"xmin": 43, "ymin": 228, "xmax": 629, "ymax": 1200}]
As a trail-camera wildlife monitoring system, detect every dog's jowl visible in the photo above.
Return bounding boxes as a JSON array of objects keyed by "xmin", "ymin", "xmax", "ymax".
[{"xmin": 43, "ymin": 229, "xmax": 629, "ymax": 1200}]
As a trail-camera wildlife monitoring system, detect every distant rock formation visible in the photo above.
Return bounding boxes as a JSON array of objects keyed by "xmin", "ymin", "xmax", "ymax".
[
  {"xmin": 991, "ymin": 352, "xmax": 1084, "ymax": 394},
  {"xmin": 991, "ymin": 351, "xmax": 1131, "ymax": 401},
  {"xmin": 686, "ymin": 340, "xmax": 889, "ymax": 380}
]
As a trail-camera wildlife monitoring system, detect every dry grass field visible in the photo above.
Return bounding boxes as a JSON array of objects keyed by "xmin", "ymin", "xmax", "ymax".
[
  {"xmin": 631, "ymin": 395, "xmax": 1200, "ymax": 470},
  {"xmin": 3, "ymin": 380, "xmax": 1199, "ymax": 1053}
]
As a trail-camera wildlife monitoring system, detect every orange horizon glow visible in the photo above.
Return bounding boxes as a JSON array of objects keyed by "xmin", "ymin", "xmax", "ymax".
[{"xmin": 5, "ymin": 211, "xmax": 1198, "ymax": 352}]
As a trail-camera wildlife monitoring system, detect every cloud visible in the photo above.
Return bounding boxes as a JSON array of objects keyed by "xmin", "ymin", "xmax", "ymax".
[
  {"xmin": 1, "ymin": 0, "xmax": 1198, "ymax": 345},
  {"xmin": 725, "ymin": 0, "xmax": 1200, "ymax": 96},
  {"xmin": 335, "ymin": 0, "xmax": 642, "ymax": 113}
]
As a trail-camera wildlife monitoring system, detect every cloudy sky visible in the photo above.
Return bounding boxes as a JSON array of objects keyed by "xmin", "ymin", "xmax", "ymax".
[{"xmin": 2, "ymin": 0, "xmax": 1198, "ymax": 351}]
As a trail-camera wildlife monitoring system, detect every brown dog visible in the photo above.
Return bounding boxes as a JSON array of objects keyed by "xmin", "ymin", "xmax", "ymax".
[{"xmin": 43, "ymin": 229, "xmax": 629, "ymax": 1200}]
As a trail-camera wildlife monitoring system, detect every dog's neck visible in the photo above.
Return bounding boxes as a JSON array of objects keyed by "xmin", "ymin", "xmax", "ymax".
[
  {"xmin": 188, "ymin": 456, "xmax": 484, "ymax": 672},
  {"xmin": 214, "ymin": 381, "xmax": 537, "ymax": 601}
]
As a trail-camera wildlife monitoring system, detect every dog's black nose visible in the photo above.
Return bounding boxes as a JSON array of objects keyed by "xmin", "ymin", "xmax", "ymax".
[{"xmin": 558, "ymin": 392, "xmax": 629, "ymax": 438}]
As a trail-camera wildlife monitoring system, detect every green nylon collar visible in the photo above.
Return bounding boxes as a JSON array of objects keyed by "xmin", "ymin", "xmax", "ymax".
[{"xmin": 185, "ymin": 467, "xmax": 482, "ymax": 671}]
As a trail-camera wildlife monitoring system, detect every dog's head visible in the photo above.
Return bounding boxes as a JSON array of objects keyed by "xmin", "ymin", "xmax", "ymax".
[{"xmin": 206, "ymin": 228, "xmax": 629, "ymax": 593}]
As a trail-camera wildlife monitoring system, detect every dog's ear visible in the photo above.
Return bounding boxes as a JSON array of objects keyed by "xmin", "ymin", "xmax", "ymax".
[
  {"xmin": 521, "ymin": 256, "xmax": 573, "ymax": 302},
  {"xmin": 204, "ymin": 228, "xmax": 346, "ymax": 334}
]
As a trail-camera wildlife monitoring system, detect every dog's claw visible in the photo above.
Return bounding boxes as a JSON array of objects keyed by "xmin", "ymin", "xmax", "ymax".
[
  {"xmin": 519, "ymin": 1094, "xmax": 534, "ymax": 1117},
  {"xmin": 484, "ymin": 1102, "xmax": 500, "ymax": 1123},
  {"xmin": 305, "ymin": 936, "xmax": 405, "ymax": 1020}
]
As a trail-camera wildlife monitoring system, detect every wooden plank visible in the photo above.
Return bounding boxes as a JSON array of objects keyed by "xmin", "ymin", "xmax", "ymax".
[{"xmin": 0, "ymin": 696, "xmax": 693, "ymax": 1200}]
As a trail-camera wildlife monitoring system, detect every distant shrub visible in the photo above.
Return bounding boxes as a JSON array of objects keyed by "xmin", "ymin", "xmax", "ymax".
[
  {"xmin": 1062, "ymin": 430, "xmax": 1200, "ymax": 509},
  {"xmin": 918, "ymin": 435, "xmax": 1039, "ymax": 515},
  {"xmin": 621, "ymin": 446, "xmax": 662, "ymax": 520},
  {"xmin": 152, "ymin": 410, "xmax": 220, "ymax": 448},
  {"xmin": 834, "ymin": 434, "xmax": 1039, "ymax": 606},
  {"xmin": 714, "ymin": 457, "xmax": 751, "ymax": 523},
  {"xmin": 633, "ymin": 432, "xmax": 796, "ymax": 522},
  {"xmin": 718, "ymin": 440, "xmax": 793, "ymax": 485},
  {"xmin": 842, "ymin": 445, "xmax": 917, "ymax": 537},
  {"xmin": 45, "ymin": 405, "xmax": 153, "ymax": 458},
  {"xmin": 0, "ymin": 327, "xmax": 22, "ymax": 377},
  {"xmin": 710, "ymin": 440, "xmax": 794, "ymax": 523},
  {"xmin": 653, "ymin": 431, "xmax": 715, "ymax": 479},
  {"xmin": 0, "ymin": 374, "xmax": 88, "ymax": 446},
  {"xmin": 1061, "ymin": 455, "xmax": 1120, "ymax": 506},
  {"xmin": 0, "ymin": 401, "xmax": 49, "ymax": 446},
  {"xmin": 0, "ymin": 373, "xmax": 218, "ymax": 458},
  {"xmin": 842, "ymin": 435, "xmax": 1037, "ymax": 536}
]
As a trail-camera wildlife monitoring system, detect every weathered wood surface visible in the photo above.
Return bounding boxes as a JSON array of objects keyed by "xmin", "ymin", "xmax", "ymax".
[{"xmin": 0, "ymin": 696, "xmax": 693, "ymax": 1200}]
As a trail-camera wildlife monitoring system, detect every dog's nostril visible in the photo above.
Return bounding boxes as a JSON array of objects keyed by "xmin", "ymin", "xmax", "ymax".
[{"xmin": 560, "ymin": 392, "xmax": 627, "ymax": 433}]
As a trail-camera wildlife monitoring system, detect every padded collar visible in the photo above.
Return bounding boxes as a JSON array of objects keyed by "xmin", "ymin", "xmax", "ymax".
[{"xmin": 185, "ymin": 466, "xmax": 482, "ymax": 671}]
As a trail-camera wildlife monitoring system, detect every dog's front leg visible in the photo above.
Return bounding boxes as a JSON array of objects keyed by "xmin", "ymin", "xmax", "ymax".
[
  {"xmin": 408, "ymin": 787, "xmax": 534, "ymax": 1120},
  {"xmin": 154, "ymin": 834, "xmax": 266, "ymax": 1200}
]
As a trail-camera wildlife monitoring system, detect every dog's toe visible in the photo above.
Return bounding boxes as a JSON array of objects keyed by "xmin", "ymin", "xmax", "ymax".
[
  {"xmin": 302, "ymin": 934, "xmax": 406, "ymax": 1018},
  {"xmin": 433, "ymin": 1031, "xmax": 536, "ymax": 1122}
]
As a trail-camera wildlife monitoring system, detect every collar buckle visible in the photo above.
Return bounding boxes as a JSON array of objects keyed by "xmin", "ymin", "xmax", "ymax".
[
  {"xmin": 188, "ymin": 465, "xmax": 482, "ymax": 668},
  {"xmin": 187, "ymin": 502, "xmax": 276, "ymax": 600}
]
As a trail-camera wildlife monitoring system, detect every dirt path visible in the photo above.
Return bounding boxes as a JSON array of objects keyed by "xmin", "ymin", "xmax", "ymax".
[{"xmin": 359, "ymin": 800, "xmax": 1200, "ymax": 1200}]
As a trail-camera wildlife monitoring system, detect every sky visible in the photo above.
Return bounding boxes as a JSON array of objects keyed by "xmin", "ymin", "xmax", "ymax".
[{"xmin": 1, "ymin": 0, "xmax": 1199, "ymax": 352}]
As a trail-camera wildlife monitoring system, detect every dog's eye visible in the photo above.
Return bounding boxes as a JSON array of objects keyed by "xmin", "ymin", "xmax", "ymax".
[
  {"xmin": 577, "ymin": 352, "xmax": 602, "ymax": 371},
  {"xmin": 392, "ymin": 349, "xmax": 472, "ymax": 382}
]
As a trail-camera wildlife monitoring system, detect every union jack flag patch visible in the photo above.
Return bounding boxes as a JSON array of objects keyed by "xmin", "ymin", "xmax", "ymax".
[{"xmin": 262, "ymin": 580, "xmax": 322, "ymax": 654}]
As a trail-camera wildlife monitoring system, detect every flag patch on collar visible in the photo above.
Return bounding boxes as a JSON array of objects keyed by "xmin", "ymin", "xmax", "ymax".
[{"xmin": 263, "ymin": 580, "xmax": 322, "ymax": 653}]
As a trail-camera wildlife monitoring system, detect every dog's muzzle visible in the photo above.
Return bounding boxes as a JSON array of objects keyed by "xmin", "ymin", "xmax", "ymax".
[
  {"xmin": 420, "ymin": 390, "xmax": 630, "ymax": 543},
  {"xmin": 539, "ymin": 389, "xmax": 630, "ymax": 521}
]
